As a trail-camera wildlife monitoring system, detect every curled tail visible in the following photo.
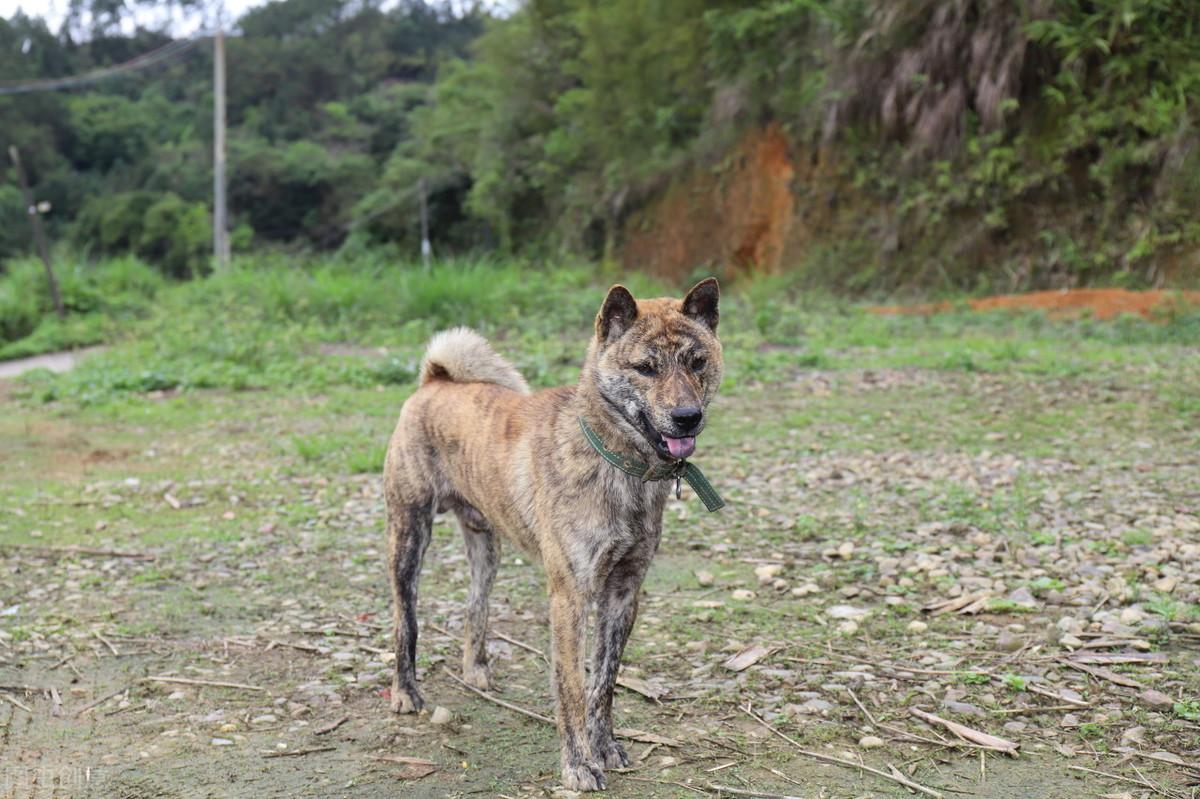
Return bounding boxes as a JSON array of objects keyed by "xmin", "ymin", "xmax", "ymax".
[{"xmin": 418, "ymin": 327, "xmax": 530, "ymax": 395}]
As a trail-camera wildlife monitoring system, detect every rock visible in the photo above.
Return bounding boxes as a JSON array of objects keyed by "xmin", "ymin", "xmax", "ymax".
[
  {"xmin": 796, "ymin": 698, "xmax": 833, "ymax": 715},
  {"xmin": 1003, "ymin": 721, "xmax": 1027, "ymax": 734},
  {"xmin": 907, "ymin": 620, "xmax": 928, "ymax": 634},
  {"xmin": 1059, "ymin": 634, "xmax": 1083, "ymax": 648},
  {"xmin": 755, "ymin": 564, "xmax": 784, "ymax": 583},
  {"xmin": 251, "ymin": 714, "xmax": 277, "ymax": 725},
  {"xmin": 837, "ymin": 541, "xmax": 855, "ymax": 560},
  {"xmin": 695, "ymin": 570, "xmax": 715, "ymax": 587},
  {"xmin": 731, "ymin": 589, "xmax": 757, "ymax": 601},
  {"xmin": 827, "ymin": 605, "xmax": 869, "ymax": 620},
  {"xmin": 1139, "ymin": 689, "xmax": 1173, "ymax": 709},
  {"xmin": 1152, "ymin": 576, "xmax": 1178, "ymax": 593},
  {"xmin": 430, "ymin": 706, "xmax": 452, "ymax": 725},
  {"xmin": 836, "ymin": 620, "xmax": 859, "ymax": 636},
  {"xmin": 858, "ymin": 735, "xmax": 884, "ymax": 749},
  {"xmin": 211, "ymin": 738, "xmax": 235, "ymax": 746},
  {"xmin": 791, "ymin": 583, "xmax": 820, "ymax": 597},
  {"xmin": 942, "ymin": 700, "xmax": 985, "ymax": 717},
  {"xmin": 1120, "ymin": 726, "xmax": 1146, "ymax": 746},
  {"xmin": 1006, "ymin": 587, "xmax": 1038, "ymax": 609},
  {"xmin": 1119, "ymin": 607, "xmax": 1145, "ymax": 625},
  {"xmin": 995, "ymin": 632, "xmax": 1024, "ymax": 653}
]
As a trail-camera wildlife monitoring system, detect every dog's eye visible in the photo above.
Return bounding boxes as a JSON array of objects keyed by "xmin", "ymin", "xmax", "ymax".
[
  {"xmin": 633, "ymin": 362, "xmax": 657, "ymax": 377},
  {"xmin": 691, "ymin": 357, "xmax": 707, "ymax": 372}
]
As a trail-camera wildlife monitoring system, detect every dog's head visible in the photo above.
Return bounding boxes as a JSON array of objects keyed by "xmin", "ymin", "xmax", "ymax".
[{"xmin": 589, "ymin": 278, "xmax": 724, "ymax": 460}]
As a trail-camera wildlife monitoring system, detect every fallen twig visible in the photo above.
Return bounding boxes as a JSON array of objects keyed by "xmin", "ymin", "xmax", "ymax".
[
  {"xmin": 441, "ymin": 666, "xmax": 552, "ymax": 724},
  {"xmin": 1, "ymin": 693, "xmax": 33, "ymax": 713},
  {"xmin": 709, "ymin": 785, "xmax": 803, "ymax": 799},
  {"xmin": 262, "ymin": 746, "xmax": 335, "ymax": 759},
  {"xmin": 1060, "ymin": 658, "xmax": 1143, "ymax": 689},
  {"xmin": 1067, "ymin": 764, "xmax": 1183, "ymax": 798},
  {"xmin": 0, "ymin": 543, "xmax": 154, "ymax": 561},
  {"xmin": 313, "ymin": 716, "xmax": 349, "ymax": 736},
  {"xmin": 94, "ymin": 631, "xmax": 119, "ymax": 657},
  {"xmin": 143, "ymin": 676, "xmax": 265, "ymax": 692},
  {"xmin": 75, "ymin": 684, "xmax": 133, "ymax": 716},
  {"xmin": 909, "ymin": 708, "xmax": 1019, "ymax": 756},
  {"xmin": 741, "ymin": 704, "xmax": 945, "ymax": 799}
]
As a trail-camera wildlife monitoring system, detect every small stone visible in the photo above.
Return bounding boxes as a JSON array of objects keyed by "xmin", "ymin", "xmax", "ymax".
[
  {"xmin": 430, "ymin": 706, "xmax": 452, "ymax": 725},
  {"xmin": 695, "ymin": 570, "xmax": 715, "ymax": 587},
  {"xmin": 836, "ymin": 620, "xmax": 859, "ymax": 636},
  {"xmin": 1059, "ymin": 634, "xmax": 1083, "ymax": 648},
  {"xmin": 218, "ymin": 722, "xmax": 238, "ymax": 733},
  {"xmin": 995, "ymin": 632, "xmax": 1024, "ymax": 653},
  {"xmin": 1152, "ymin": 576, "xmax": 1178, "ymax": 593},
  {"xmin": 251, "ymin": 715, "xmax": 277, "ymax": 725},
  {"xmin": 1120, "ymin": 607, "xmax": 1145, "ymax": 625},
  {"xmin": 755, "ymin": 564, "xmax": 783, "ymax": 584},
  {"xmin": 858, "ymin": 735, "xmax": 884, "ymax": 749},
  {"xmin": 731, "ymin": 589, "xmax": 757, "ymax": 601},
  {"xmin": 1140, "ymin": 689, "xmax": 1173, "ymax": 709},
  {"xmin": 1120, "ymin": 726, "xmax": 1146, "ymax": 746},
  {"xmin": 1003, "ymin": 721, "xmax": 1027, "ymax": 734},
  {"xmin": 791, "ymin": 583, "xmax": 820, "ymax": 597},
  {"xmin": 211, "ymin": 737, "xmax": 234, "ymax": 746},
  {"xmin": 827, "ymin": 605, "xmax": 869, "ymax": 620},
  {"xmin": 837, "ymin": 541, "xmax": 855, "ymax": 560},
  {"xmin": 907, "ymin": 621, "xmax": 928, "ymax": 634}
]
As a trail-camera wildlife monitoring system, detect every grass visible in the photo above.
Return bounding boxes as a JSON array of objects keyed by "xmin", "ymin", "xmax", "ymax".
[
  {"xmin": 2, "ymin": 257, "xmax": 1199, "ymax": 797},
  {"xmin": 5, "ymin": 251, "xmax": 1200, "ymax": 410}
]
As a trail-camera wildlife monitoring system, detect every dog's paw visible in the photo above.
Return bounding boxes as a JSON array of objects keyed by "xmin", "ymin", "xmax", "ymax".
[
  {"xmin": 389, "ymin": 683, "xmax": 424, "ymax": 714},
  {"xmin": 561, "ymin": 760, "xmax": 606, "ymax": 792},
  {"xmin": 592, "ymin": 737, "xmax": 629, "ymax": 769},
  {"xmin": 461, "ymin": 661, "xmax": 493, "ymax": 691}
]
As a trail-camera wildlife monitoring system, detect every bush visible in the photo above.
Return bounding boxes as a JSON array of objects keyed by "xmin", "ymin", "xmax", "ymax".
[{"xmin": 72, "ymin": 192, "xmax": 211, "ymax": 278}]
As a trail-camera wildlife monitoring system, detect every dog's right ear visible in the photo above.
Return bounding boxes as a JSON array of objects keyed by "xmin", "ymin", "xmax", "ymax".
[{"xmin": 596, "ymin": 285, "xmax": 638, "ymax": 343}]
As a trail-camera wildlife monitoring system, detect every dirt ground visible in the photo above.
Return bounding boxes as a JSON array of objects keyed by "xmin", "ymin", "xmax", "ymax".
[
  {"xmin": 870, "ymin": 288, "xmax": 1200, "ymax": 320},
  {"xmin": 2, "ymin": 354, "xmax": 1199, "ymax": 798}
]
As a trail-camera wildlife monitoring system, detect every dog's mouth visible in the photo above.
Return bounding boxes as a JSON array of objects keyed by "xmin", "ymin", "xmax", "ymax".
[{"xmin": 638, "ymin": 412, "xmax": 697, "ymax": 460}]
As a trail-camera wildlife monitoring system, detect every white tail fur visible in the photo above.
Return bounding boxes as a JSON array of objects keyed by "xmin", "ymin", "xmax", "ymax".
[{"xmin": 418, "ymin": 327, "xmax": 529, "ymax": 394}]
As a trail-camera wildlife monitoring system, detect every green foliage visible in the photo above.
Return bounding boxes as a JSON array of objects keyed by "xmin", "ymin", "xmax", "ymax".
[
  {"xmin": 0, "ymin": 255, "xmax": 162, "ymax": 346},
  {"xmin": 71, "ymin": 191, "xmax": 211, "ymax": 277}
]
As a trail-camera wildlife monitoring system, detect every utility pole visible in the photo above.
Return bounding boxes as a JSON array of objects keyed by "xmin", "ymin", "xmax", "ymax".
[
  {"xmin": 418, "ymin": 177, "xmax": 431, "ymax": 271},
  {"xmin": 8, "ymin": 146, "xmax": 64, "ymax": 318},
  {"xmin": 212, "ymin": 22, "xmax": 229, "ymax": 270}
]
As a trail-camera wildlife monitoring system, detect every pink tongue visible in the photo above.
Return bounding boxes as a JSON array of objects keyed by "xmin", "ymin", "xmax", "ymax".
[{"xmin": 664, "ymin": 436, "xmax": 695, "ymax": 459}]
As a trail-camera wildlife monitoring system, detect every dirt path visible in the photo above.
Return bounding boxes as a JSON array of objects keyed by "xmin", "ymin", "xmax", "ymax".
[
  {"xmin": 2, "ymin": 363, "xmax": 1198, "ymax": 798},
  {"xmin": 0, "ymin": 346, "xmax": 105, "ymax": 380}
]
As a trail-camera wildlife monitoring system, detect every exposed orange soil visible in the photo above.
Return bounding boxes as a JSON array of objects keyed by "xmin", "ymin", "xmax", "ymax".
[{"xmin": 869, "ymin": 288, "xmax": 1200, "ymax": 321}]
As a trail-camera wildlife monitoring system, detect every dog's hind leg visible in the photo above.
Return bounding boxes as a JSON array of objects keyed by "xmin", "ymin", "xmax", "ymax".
[
  {"xmin": 456, "ymin": 503, "xmax": 499, "ymax": 690},
  {"xmin": 387, "ymin": 496, "xmax": 434, "ymax": 714}
]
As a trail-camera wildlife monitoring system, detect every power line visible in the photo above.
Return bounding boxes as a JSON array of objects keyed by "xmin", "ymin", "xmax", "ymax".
[{"xmin": 0, "ymin": 32, "xmax": 210, "ymax": 95}]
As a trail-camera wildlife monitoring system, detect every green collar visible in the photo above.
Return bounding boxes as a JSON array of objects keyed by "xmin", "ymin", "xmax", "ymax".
[{"xmin": 578, "ymin": 417, "xmax": 725, "ymax": 512}]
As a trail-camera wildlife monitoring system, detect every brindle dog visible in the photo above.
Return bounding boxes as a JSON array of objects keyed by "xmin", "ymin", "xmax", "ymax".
[{"xmin": 383, "ymin": 279, "xmax": 722, "ymax": 790}]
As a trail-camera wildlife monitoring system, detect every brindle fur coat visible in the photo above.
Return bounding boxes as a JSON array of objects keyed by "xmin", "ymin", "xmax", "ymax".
[{"xmin": 383, "ymin": 279, "xmax": 722, "ymax": 790}]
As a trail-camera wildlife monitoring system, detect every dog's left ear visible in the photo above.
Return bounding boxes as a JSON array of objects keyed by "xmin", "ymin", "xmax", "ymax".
[
  {"xmin": 596, "ymin": 284, "xmax": 639, "ymax": 343},
  {"xmin": 682, "ymin": 277, "xmax": 719, "ymax": 332}
]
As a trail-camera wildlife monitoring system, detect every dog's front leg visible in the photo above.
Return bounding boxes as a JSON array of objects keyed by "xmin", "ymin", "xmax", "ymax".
[
  {"xmin": 548, "ymin": 572, "xmax": 605, "ymax": 791},
  {"xmin": 586, "ymin": 565, "xmax": 642, "ymax": 769}
]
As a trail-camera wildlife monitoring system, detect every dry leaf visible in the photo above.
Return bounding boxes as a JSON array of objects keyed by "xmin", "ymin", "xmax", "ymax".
[
  {"xmin": 370, "ymin": 755, "xmax": 438, "ymax": 780},
  {"xmin": 617, "ymin": 674, "xmax": 666, "ymax": 702},
  {"xmin": 723, "ymin": 644, "xmax": 773, "ymax": 672},
  {"xmin": 910, "ymin": 708, "xmax": 1019, "ymax": 756},
  {"xmin": 1068, "ymin": 652, "xmax": 1167, "ymax": 666},
  {"xmin": 614, "ymin": 728, "xmax": 682, "ymax": 747}
]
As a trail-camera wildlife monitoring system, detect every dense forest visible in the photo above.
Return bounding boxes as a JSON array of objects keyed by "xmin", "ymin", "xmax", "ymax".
[{"xmin": 2, "ymin": 0, "xmax": 1199, "ymax": 289}]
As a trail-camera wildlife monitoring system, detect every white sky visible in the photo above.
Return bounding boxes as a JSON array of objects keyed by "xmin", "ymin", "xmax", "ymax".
[{"xmin": 0, "ymin": 0, "xmax": 266, "ymax": 35}]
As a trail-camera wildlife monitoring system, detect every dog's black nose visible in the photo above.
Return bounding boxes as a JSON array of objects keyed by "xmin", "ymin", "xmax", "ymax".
[{"xmin": 670, "ymin": 406, "xmax": 703, "ymax": 432}]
